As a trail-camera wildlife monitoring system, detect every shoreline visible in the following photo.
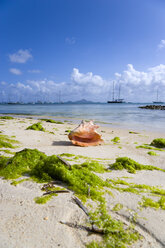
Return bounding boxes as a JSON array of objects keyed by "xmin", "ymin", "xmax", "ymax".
[
  {"xmin": 1, "ymin": 113, "xmax": 165, "ymax": 134},
  {"xmin": 0, "ymin": 116, "xmax": 165, "ymax": 247}
]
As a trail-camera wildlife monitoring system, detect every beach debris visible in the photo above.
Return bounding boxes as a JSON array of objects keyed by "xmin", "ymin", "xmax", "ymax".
[
  {"xmin": 57, "ymin": 155, "xmax": 72, "ymax": 169},
  {"xmin": 73, "ymin": 196, "xmax": 89, "ymax": 216},
  {"xmin": 41, "ymin": 182, "xmax": 56, "ymax": 191},
  {"xmin": 68, "ymin": 120, "xmax": 103, "ymax": 147},
  {"xmin": 60, "ymin": 221, "xmax": 104, "ymax": 234},
  {"xmin": 41, "ymin": 181, "xmax": 70, "ymax": 195},
  {"xmin": 129, "ymin": 131, "xmax": 139, "ymax": 134},
  {"xmin": 41, "ymin": 181, "xmax": 64, "ymax": 191},
  {"xmin": 41, "ymin": 181, "xmax": 68, "ymax": 192},
  {"xmin": 72, "ymin": 196, "xmax": 104, "ymax": 234}
]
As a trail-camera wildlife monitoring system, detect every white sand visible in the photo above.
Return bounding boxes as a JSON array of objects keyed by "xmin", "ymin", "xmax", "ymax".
[{"xmin": 0, "ymin": 116, "xmax": 165, "ymax": 248}]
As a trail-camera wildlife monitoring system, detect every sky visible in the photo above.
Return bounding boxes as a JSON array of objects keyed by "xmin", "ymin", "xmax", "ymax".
[{"xmin": 0, "ymin": 0, "xmax": 165, "ymax": 103}]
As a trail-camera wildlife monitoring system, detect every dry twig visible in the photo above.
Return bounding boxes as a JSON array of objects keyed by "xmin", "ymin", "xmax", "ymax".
[
  {"xmin": 73, "ymin": 196, "xmax": 89, "ymax": 216},
  {"xmin": 57, "ymin": 155, "xmax": 71, "ymax": 169},
  {"xmin": 72, "ymin": 196, "xmax": 104, "ymax": 234},
  {"xmin": 60, "ymin": 221, "xmax": 104, "ymax": 234}
]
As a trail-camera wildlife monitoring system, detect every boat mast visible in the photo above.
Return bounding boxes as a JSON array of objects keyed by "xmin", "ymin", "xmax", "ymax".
[
  {"xmin": 118, "ymin": 84, "xmax": 121, "ymax": 100},
  {"xmin": 156, "ymin": 89, "xmax": 158, "ymax": 102},
  {"xmin": 58, "ymin": 90, "xmax": 61, "ymax": 103},
  {"xmin": 112, "ymin": 81, "xmax": 115, "ymax": 101}
]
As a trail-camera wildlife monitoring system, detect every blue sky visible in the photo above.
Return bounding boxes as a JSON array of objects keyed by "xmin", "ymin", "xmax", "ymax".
[{"xmin": 0, "ymin": 0, "xmax": 165, "ymax": 102}]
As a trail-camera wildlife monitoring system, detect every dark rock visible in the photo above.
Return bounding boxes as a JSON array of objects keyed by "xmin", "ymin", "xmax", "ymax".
[{"xmin": 139, "ymin": 105, "xmax": 165, "ymax": 110}]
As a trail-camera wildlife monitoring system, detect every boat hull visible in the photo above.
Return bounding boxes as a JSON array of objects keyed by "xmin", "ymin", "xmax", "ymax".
[{"xmin": 107, "ymin": 100, "xmax": 125, "ymax": 103}]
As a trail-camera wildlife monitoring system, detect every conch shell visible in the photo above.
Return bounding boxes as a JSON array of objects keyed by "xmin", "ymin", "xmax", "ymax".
[{"xmin": 68, "ymin": 120, "xmax": 103, "ymax": 147}]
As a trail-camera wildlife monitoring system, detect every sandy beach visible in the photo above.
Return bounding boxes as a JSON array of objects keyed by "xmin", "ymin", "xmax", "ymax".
[{"xmin": 0, "ymin": 116, "xmax": 165, "ymax": 248}]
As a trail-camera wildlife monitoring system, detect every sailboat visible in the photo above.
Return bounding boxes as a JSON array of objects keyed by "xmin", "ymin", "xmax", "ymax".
[
  {"xmin": 153, "ymin": 89, "xmax": 164, "ymax": 104},
  {"xmin": 107, "ymin": 82, "xmax": 125, "ymax": 103}
]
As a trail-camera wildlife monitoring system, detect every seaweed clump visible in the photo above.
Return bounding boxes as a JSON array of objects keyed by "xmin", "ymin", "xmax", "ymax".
[
  {"xmin": 34, "ymin": 195, "xmax": 54, "ymax": 204},
  {"xmin": 139, "ymin": 196, "xmax": 165, "ymax": 210},
  {"xmin": 0, "ymin": 148, "xmax": 46, "ymax": 179},
  {"xmin": 0, "ymin": 149, "xmax": 141, "ymax": 247},
  {"xmin": 150, "ymin": 138, "xmax": 165, "ymax": 148},
  {"xmin": 0, "ymin": 134, "xmax": 19, "ymax": 149},
  {"xmin": 109, "ymin": 157, "xmax": 165, "ymax": 173},
  {"xmin": 112, "ymin": 203, "xmax": 123, "ymax": 211},
  {"xmin": 87, "ymin": 203, "xmax": 140, "ymax": 248},
  {"xmin": 40, "ymin": 119, "xmax": 63, "ymax": 124},
  {"xmin": 109, "ymin": 178, "xmax": 165, "ymax": 196},
  {"xmin": 65, "ymin": 129, "xmax": 71, "ymax": 133},
  {"xmin": 26, "ymin": 122, "xmax": 45, "ymax": 131},
  {"xmin": 0, "ymin": 148, "xmax": 106, "ymax": 201},
  {"xmin": 147, "ymin": 151, "xmax": 158, "ymax": 156},
  {"xmin": 0, "ymin": 116, "xmax": 14, "ymax": 120},
  {"xmin": 136, "ymin": 145, "xmax": 164, "ymax": 151},
  {"xmin": 111, "ymin": 136, "xmax": 120, "ymax": 143},
  {"xmin": 31, "ymin": 156, "xmax": 107, "ymax": 202},
  {"xmin": 0, "ymin": 149, "xmax": 15, "ymax": 155}
]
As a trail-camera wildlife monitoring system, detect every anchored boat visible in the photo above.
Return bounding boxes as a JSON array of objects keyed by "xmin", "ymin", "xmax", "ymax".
[{"xmin": 107, "ymin": 81, "xmax": 125, "ymax": 103}]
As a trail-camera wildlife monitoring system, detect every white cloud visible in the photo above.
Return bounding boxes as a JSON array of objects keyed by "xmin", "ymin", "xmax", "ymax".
[
  {"xmin": 9, "ymin": 49, "xmax": 32, "ymax": 63},
  {"xmin": 72, "ymin": 68, "xmax": 105, "ymax": 87},
  {"xmin": 1, "ymin": 65, "xmax": 165, "ymax": 103},
  {"xmin": 118, "ymin": 64, "xmax": 165, "ymax": 86},
  {"xmin": 28, "ymin": 69, "xmax": 41, "ymax": 74},
  {"xmin": 65, "ymin": 37, "xmax": 76, "ymax": 45},
  {"xmin": 0, "ymin": 71, "xmax": 109, "ymax": 103},
  {"xmin": 114, "ymin": 64, "xmax": 165, "ymax": 102},
  {"xmin": 158, "ymin": 40, "xmax": 165, "ymax": 50},
  {"xmin": 0, "ymin": 81, "xmax": 7, "ymax": 85},
  {"xmin": 71, "ymin": 68, "xmax": 110, "ymax": 100},
  {"xmin": 115, "ymin": 72, "xmax": 121, "ymax": 78},
  {"xmin": 9, "ymin": 68, "xmax": 22, "ymax": 75}
]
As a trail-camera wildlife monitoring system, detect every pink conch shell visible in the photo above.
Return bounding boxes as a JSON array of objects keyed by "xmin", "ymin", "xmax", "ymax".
[{"xmin": 68, "ymin": 120, "xmax": 104, "ymax": 147}]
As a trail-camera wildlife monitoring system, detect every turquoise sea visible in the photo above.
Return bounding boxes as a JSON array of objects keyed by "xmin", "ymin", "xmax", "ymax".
[{"xmin": 0, "ymin": 103, "xmax": 165, "ymax": 133}]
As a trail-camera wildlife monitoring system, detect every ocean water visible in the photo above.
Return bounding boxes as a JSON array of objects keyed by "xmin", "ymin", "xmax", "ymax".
[{"xmin": 0, "ymin": 103, "xmax": 165, "ymax": 133}]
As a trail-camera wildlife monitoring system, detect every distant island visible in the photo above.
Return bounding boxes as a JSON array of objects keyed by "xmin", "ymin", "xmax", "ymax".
[
  {"xmin": 0, "ymin": 99, "xmax": 102, "ymax": 105},
  {"xmin": 64, "ymin": 99, "xmax": 101, "ymax": 104}
]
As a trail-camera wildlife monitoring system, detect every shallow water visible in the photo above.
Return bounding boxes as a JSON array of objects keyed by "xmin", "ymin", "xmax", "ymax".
[{"xmin": 0, "ymin": 103, "xmax": 165, "ymax": 132}]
